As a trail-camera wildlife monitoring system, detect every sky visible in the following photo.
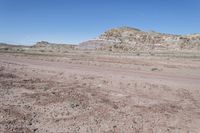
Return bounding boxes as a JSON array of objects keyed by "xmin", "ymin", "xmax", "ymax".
[{"xmin": 0, "ymin": 0, "xmax": 200, "ymax": 45}]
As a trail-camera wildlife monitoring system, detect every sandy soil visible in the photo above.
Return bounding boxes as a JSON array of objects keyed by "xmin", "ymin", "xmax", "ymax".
[{"xmin": 0, "ymin": 52, "xmax": 200, "ymax": 133}]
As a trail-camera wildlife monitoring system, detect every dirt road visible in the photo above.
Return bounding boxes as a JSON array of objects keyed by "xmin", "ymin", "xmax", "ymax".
[{"xmin": 1, "ymin": 53, "xmax": 200, "ymax": 88}]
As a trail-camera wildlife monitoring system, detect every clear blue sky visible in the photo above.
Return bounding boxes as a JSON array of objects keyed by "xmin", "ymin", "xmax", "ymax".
[{"xmin": 0, "ymin": 0, "xmax": 200, "ymax": 45}]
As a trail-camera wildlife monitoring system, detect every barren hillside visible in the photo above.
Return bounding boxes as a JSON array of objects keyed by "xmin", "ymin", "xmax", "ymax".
[{"xmin": 79, "ymin": 27, "xmax": 200, "ymax": 52}]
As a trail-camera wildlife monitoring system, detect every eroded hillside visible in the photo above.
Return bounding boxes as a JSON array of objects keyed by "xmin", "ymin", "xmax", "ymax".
[{"xmin": 79, "ymin": 27, "xmax": 200, "ymax": 52}]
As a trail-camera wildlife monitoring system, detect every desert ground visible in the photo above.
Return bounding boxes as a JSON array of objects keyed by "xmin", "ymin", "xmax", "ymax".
[{"xmin": 0, "ymin": 50, "xmax": 200, "ymax": 133}]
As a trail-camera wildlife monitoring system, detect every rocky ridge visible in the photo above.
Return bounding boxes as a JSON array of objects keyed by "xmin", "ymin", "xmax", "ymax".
[{"xmin": 79, "ymin": 27, "xmax": 200, "ymax": 52}]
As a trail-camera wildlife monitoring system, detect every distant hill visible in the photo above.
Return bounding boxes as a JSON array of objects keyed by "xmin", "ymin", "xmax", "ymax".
[
  {"xmin": 0, "ymin": 42, "xmax": 27, "ymax": 47},
  {"xmin": 33, "ymin": 41, "xmax": 75, "ymax": 47},
  {"xmin": 32, "ymin": 41, "xmax": 75, "ymax": 52},
  {"xmin": 79, "ymin": 27, "xmax": 200, "ymax": 52},
  {"xmin": 0, "ymin": 41, "xmax": 76, "ymax": 53}
]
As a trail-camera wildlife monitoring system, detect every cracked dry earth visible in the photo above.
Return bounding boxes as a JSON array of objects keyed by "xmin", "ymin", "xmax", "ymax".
[{"xmin": 0, "ymin": 53, "xmax": 200, "ymax": 133}]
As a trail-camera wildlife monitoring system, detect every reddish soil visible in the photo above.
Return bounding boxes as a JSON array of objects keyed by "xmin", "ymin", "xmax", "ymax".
[{"xmin": 0, "ymin": 52, "xmax": 200, "ymax": 133}]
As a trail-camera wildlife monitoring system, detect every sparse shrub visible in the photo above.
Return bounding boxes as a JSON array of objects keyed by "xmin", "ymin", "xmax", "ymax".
[
  {"xmin": 149, "ymin": 52, "xmax": 155, "ymax": 56},
  {"xmin": 39, "ymin": 50, "xmax": 45, "ymax": 52},
  {"xmin": 70, "ymin": 102, "xmax": 79, "ymax": 108},
  {"xmin": 43, "ymin": 86, "xmax": 49, "ymax": 91},
  {"xmin": 113, "ymin": 44, "xmax": 118, "ymax": 49},
  {"xmin": 0, "ymin": 66, "xmax": 5, "ymax": 71},
  {"xmin": 180, "ymin": 43, "xmax": 186, "ymax": 49},
  {"xmin": 151, "ymin": 68, "xmax": 159, "ymax": 71},
  {"xmin": 3, "ymin": 48, "xmax": 9, "ymax": 51},
  {"xmin": 108, "ymin": 46, "xmax": 113, "ymax": 51},
  {"xmin": 0, "ymin": 73, "xmax": 17, "ymax": 78}
]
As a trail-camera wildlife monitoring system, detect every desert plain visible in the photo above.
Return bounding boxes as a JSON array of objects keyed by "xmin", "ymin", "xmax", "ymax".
[{"xmin": 0, "ymin": 48, "xmax": 200, "ymax": 133}]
